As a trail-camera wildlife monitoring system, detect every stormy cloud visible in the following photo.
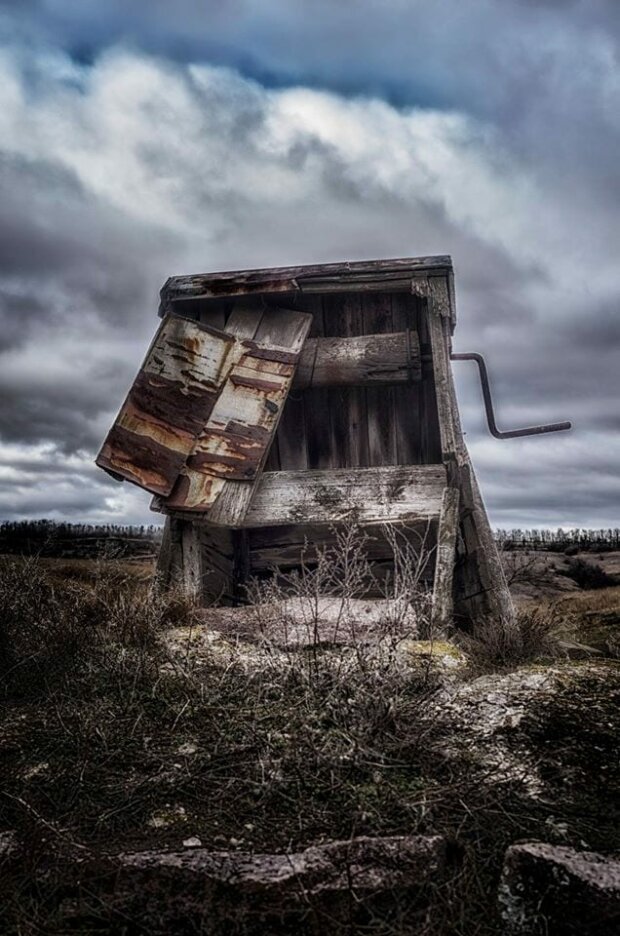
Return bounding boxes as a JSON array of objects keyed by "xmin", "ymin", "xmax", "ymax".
[{"xmin": 0, "ymin": 3, "xmax": 618, "ymax": 526}]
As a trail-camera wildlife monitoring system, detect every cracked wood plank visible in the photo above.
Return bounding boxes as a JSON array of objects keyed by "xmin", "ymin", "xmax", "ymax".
[
  {"xmin": 164, "ymin": 308, "xmax": 312, "ymax": 520},
  {"xmin": 294, "ymin": 330, "xmax": 421, "ymax": 388},
  {"xmin": 96, "ymin": 315, "xmax": 237, "ymax": 496},
  {"xmin": 160, "ymin": 256, "xmax": 453, "ymax": 306},
  {"xmin": 241, "ymin": 465, "xmax": 446, "ymax": 528}
]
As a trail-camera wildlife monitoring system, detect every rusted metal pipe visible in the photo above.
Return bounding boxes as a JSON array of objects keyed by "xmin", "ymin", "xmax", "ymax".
[{"xmin": 451, "ymin": 352, "xmax": 572, "ymax": 439}]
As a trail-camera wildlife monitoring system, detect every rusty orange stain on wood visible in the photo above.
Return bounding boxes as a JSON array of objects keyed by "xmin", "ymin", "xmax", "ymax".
[{"xmin": 96, "ymin": 315, "xmax": 239, "ymax": 496}]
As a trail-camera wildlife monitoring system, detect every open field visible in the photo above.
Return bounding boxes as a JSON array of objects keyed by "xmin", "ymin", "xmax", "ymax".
[{"xmin": 1, "ymin": 552, "xmax": 618, "ymax": 934}]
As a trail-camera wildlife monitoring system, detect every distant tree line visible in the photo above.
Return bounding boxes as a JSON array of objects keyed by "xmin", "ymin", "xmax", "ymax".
[
  {"xmin": 0, "ymin": 520, "xmax": 163, "ymax": 559},
  {"xmin": 495, "ymin": 528, "xmax": 620, "ymax": 553},
  {"xmin": 1, "ymin": 520, "xmax": 618, "ymax": 560}
]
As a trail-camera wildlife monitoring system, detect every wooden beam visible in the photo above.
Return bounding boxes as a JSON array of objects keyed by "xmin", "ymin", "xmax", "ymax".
[
  {"xmin": 160, "ymin": 256, "xmax": 453, "ymax": 307},
  {"xmin": 155, "ymin": 516, "xmax": 173, "ymax": 587},
  {"xmin": 294, "ymin": 331, "xmax": 421, "ymax": 388},
  {"xmin": 181, "ymin": 523, "xmax": 203, "ymax": 599},
  {"xmin": 431, "ymin": 487, "xmax": 460, "ymax": 633},
  {"xmin": 233, "ymin": 465, "xmax": 446, "ymax": 528},
  {"xmin": 248, "ymin": 521, "xmax": 434, "ymax": 572},
  {"xmin": 428, "ymin": 276, "xmax": 515, "ymax": 627},
  {"xmin": 428, "ymin": 310, "xmax": 458, "ymax": 461}
]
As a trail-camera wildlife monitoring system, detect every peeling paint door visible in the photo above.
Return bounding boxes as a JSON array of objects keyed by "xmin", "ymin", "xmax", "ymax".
[
  {"xmin": 97, "ymin": 308, "xmax": 312, "ymax": 518},
  {"xmin": 97, "ymin": 315, "xmax": 238, "ymax": 496}
]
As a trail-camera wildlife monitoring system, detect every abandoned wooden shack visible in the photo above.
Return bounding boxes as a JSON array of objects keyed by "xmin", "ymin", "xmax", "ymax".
[{"xmin": 96, "ymin": 256, "xmax": 519, "ymax": 630}]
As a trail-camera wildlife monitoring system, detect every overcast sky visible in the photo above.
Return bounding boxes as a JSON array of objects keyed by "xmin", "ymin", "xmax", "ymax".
[{"xmin": 0, "ymin": 1, "xmax": 618, "ymax": 529}]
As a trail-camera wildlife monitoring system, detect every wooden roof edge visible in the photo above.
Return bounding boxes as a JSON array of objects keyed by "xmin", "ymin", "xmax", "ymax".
[{"xmin": 159, "ymin": 255, "xmax": 453, "ymax": 306}]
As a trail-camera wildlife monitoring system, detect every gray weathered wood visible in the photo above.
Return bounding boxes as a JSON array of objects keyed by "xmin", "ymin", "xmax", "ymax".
[
  {"xmin": 321, "ymin": 292, "xmax": 369, "ymax": 468},
  {"xmin": 200, "ymin": 525, "xmax": 236, "ymax": 604},
  {"xmin": 431, "ymin": 487, "xmax": 460, "ymax": 633},
  {"xmin": 205, "ymin": 309, "xmax": 313, "ymax": 525},
  {"xmin": 392, "ymin": 293, "xmax": 424, "ymax": 466},
  {"xmin": 428, "ymin": 308, "xmax": 458, "ymax": 461},
  {"xmin": 238, "ymin": 465, "xmax": 446, "ymax": 528},
  {"xmin": 294, "ymin": 330, "xmax": 421, "ymax": 388},
  {"xmin": 361, "ymin": 292, "xmax": 397, "ymax": 467},
  {"xmin": 155, "ymin": 516, "xmax": 173, "ymax": 587},
  {"xmin": 248, "ymin": 521, "xmax": 434, "ymax": 573},
  {"xmin": 302, "ymin": 299, "xmax": 333, "ymax": 469},
  {"xmin": 181, "ymin": 522, "xmax": 203, "ymax": 598},
  {"xmin": 272, "ymin": 296, "xmax": 324, "ymax": 470},
  {"xmin": 160, "ymin": 256, "xmax": 453, "ymax": 308},
  {"xmin": 428, "ymin": 277, "xmax": 515, "ymax": 626}
]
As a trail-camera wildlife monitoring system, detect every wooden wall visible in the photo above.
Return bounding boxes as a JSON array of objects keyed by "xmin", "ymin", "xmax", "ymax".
[
  {"xmin": 173, "ymin": 290, "xmax": 442, "ymax": 472},
  {"xmin": 169, "ymin": 289, "xmax": 443, "ymax": 600}
]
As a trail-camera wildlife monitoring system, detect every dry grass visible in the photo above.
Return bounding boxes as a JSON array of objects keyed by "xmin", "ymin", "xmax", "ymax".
[
  {"xmin": 555, "ymin": 584, "xmax": 620, "ymax": 614},
  {"xmin": 0, "ymin": 552, "xmax": 618, "ymax": 934},
  {"xmin": 458, "ymin": 604, "xmax": 573, "ymax": 672},
  {"xmin": 0, "ymin": 555, "xmax": 194, "ymax": 700}
]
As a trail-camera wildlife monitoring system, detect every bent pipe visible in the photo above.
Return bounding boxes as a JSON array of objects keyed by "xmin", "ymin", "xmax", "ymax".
[{"xmin": 450, "ymin": 352, "xmax": 572, "ymax": 439}]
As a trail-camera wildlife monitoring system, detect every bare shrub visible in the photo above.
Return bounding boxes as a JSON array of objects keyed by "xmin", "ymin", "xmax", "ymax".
[
  {"xmin": 560, "ymin": 557, "xmax": 616, "ymax": 590},
  {"xmin": 459, "ymin": 604, "xmax": 571, "ymax": 671},
  {"xmin": 500, "ymin": 549, "xmax": 558, "ymax": 591},
  {"xmin": 243, "ymin": 523, "xmax": 436, "ymax": 685}
]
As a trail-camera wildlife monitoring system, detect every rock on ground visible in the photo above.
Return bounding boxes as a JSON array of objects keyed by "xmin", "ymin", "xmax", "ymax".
[
  {"xmin": 118, "ymin": 833, "xmax": 446, "ymax": 894},
  {"xmin": 103, "ymin": 835, "xmax": 446, "ymax": 933},
  {"xmin": 498, "ymin": 841, "xmax": 620, "ymax": 935}
]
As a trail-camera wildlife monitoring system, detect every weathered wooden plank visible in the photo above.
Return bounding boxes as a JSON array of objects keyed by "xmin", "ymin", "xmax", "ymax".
[
  {"xmin": 160, "ymin": 256, "xmax": 453, "ymax": 306},
  {"xmin": 428, "ymin": 307, "xmax": 458, "ymax": 460},
  {"xmin": 303, "ymin": 300, "xmax": 334, "ymax": 470},
  {"xmin": 200, "ymin": 525, "xmax": 236, "ymax": 604},
  {"xmin": 294, "ymin": 330, "xmax": 421, "ymax": 388},
  {"xmin": 224, "ymin": 304, "xmax": 264, "ymax": 337},
  {"xmin": 248, "ymin": 520, "xmax": 435, "ymax": 572},
  {"xmin": 204, "ymin": 309, "xmax": 313, "ymax": 525},
  {"xmin": 323, "ymin": 293, "xmax": 369, "ymax": 468},
  {"xmin": 240, "ymin": 465, "xmax": 446, "ymax": 528},
  {"xmin": 155, "ymin": 516, "xmax": 173, "ymax": 587},
  {"xmin": 162, "ymin": 307, "xmax": 263, "ymax": 512},
  {"xmin": 428, "ymin": 276, "xmax": 514, "ymax": 627},
  {"xmin": 360, "ymin": 292, "xmax": 398, "ymax": 467},
  {"xmin": 416, "ymin": 302, "xmax": 442, "ymax": 464},
  {"xmin": 271, "ymin": 294, "xmax": 321, "ymax": 471},
  {"xmin": 96, "ymin": 315, "xmax": 238, "ymax": 496},
  {"xmin": 428, "ymin": 274, "xmax": 453, "ymax": 322},
  {"xmin": 392, "ymin": 294, "xmax": 423, "ymax": 466},
  {"xmin": 302, "ymin": 276, "xmax": 414, "ymax": 293},
  {"xmin": 181, "ymin": 522, "xmax": 203, "ymax": 598},
  {"xmin": 162, "ymin": 308, "xmax": 311, "ymax": 516},
  {"xmin": 431, "ymin": 487, "xmax": 460, "ymax": 633}
]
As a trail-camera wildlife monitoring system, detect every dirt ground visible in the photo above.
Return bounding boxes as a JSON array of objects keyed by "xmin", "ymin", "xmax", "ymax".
[{"xmin": 1, "ymin": 550, "xmax": 618, "ymax": 934}]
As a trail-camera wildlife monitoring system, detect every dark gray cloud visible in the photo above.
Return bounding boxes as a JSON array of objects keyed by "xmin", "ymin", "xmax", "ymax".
[
  {"xmin": 4, "ymin": 1, "xmax": 619, "ymax": 122},
  {"xmin": 0, "ymin": 4, "xmax": 617, "ymax": 527}
]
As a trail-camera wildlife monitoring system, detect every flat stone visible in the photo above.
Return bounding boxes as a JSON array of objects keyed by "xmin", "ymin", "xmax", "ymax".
[
  {"xmin": 98, "ymin": 834, "xmax": 447, "ymax": 931},
  {"xmin": 499, "ymin": 841, "xmax": 620, "ymax": 935},
  {"xmin": 119, "ymin": 833, "xmax": 446, "ymax": 895}
]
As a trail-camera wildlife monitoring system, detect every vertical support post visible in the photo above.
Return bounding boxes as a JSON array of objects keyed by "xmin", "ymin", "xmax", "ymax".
[
  {"xmin": 158, "ymin": 516, "xmax": 204, "ymax": 600},
  {"xmin": 181, "ymin": 522, "xmax": 203, "ymax": 600},
  {"xmin": 155, "ymin": 516, "xmax": 173, "ymax": 588},
  {"xmin": 432, "ymin": 487, "xmax": 460, "ymax": 633},
  {"xmin": 427, "ymin": 275, "xmax": 515, "ymax": 629}
]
